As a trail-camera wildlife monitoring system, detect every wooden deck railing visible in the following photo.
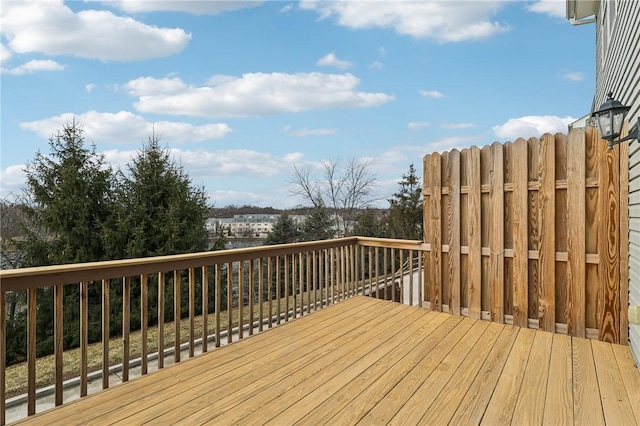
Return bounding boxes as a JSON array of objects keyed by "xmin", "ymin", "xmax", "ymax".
[{"xmin": 0, "ymin": 236, "xmax": 426, "ymax": 424}]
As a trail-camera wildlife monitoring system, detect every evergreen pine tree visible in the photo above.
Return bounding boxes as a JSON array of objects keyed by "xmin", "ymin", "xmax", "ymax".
[{"xmin": 386, "ymin": 164, "xmax": 423, "ymax": 240}]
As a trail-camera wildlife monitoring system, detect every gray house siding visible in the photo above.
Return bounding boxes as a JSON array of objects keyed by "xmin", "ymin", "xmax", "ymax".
[{"xmin": 595, "ymin": 0, "xmax": 640, "ymax": 364}]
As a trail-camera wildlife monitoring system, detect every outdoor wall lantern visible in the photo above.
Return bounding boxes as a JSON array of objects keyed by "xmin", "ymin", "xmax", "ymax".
[{"xmin": 592, "ymin": 92, "xmax": 635, "ymax": 149}]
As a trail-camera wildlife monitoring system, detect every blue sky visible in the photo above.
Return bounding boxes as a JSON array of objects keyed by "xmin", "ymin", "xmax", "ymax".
[{"xmin": 1, "ymin": 0, "xmax": 595, "ymax": 208}]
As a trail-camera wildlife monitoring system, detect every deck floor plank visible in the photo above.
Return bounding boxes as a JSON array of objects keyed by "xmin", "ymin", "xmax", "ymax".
[
  {"xmin": 572, "ymin": 337, "xmax": 606, "ymax": 426},
  {"xmin": 448, "ymin": 324, "xmax": 519, "ymax": 425},
  {"xmin": 542, "ymin": 333, "xmax": 574, "ymax": 425},
  {"xmin": 480, "ymin": 327, "xmax": 536, "ymax": 425},
  {"xmin": 591, "ymin": 339, "xmax": 637, "ymax": 425},
  {"xmin": 511, "ymin": 330, "xmax": 553, "ymax": 425},
  {"xmin": 387, "ymin": 320, "xmax": 492, "ymax": 425},
  {"xmin": 355, "ymin": 317, "xmax": 477, "ymax": 425},
  {"xmin": 115, "ymin": 303, "xmax": 413, "ymax": 425},
  {"xmin": 612, "ymin": 344, "xmax": 640, "ymax": 423},
  {"xmin": 300, "ymin": 315, "xmax": 462, "ymax": 426},
  {"xmin": 184, "ymin": 307, "xmax": 430, "ymax": 425},
  {"xmin": 11, "ymin": 296, "xmax": 640, "ymax": 426},
  {"xmin": 419, "ymin": 321, "xmax": 505, "ymax": 425}
]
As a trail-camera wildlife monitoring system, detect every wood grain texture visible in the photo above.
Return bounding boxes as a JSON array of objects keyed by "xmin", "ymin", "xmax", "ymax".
[
  {"xmin": 173, "ymin": 271, "xmax": 180, "ymax": 362},
  {"xmin": 567, "ymin": 129, "xmax": 587, "ymax": 337},
  {"xmin": 140, "ymin": 275, "xmax": 148, "ymax": 374},
  {"xmin": 27, "ymin": 288, "xmax": 36, "ymax": 415},
  {"xmin": 430, "ymin": 153, "xmax": 442, "ymax": 311},
  {"xmin": 539, "ymin": 134, "xmax": 556, "ymax": 332},
  {"xmin": 572, "ymin": 337, "xmax": 605, "ymax": 425},
  {"xmin": 542, "ymin": 334, "xmax": 573, "ymax": 425},
  {"xmin": 598, "ymin": 134, "xmax": 620, "ymax": 343},
  {"xmin": 618, "ymin": 138, "xmax": 629, "ymax": 345},
  {"xmin": 448, "ymin": 149, "xmax": 461, "ymax": 315},
  {"xmin": 10, "ymin": 297, "xmax": 639, "ymax": 426},
  {"xmin": 189, "ymin": 268, "xmax": 195, "ymax": 356},
  {"xmin": 512, "ymin": 139, "xmax": 529, "ymax": 328},
  {"xmin": 467, "ymin": 147, "xmax": 482, "ymax": 319},
  {"xmin": 490, "ymin": 142, "xmax": 505, "ymax": 323}
]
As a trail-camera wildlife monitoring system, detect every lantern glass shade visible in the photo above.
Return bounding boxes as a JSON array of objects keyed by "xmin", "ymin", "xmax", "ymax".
[{"xmin": 592, "ymin": 92, "xmax": 630, "ymax": 142}]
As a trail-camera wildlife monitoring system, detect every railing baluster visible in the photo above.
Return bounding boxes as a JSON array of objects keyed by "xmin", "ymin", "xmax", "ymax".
[
  {"xmin": 268, "ymin": 257, "xmax": 273, "ymax": 328},
  {"xmin": 173, "ymin": 271, "xmax": 180, "ymax": 363},
  {"xmin": 80, "ymin": 281, "xmax": 89, "ymax": 396},
  {"xmin": 276, "ymin": 256, "xmax": 281, "ymax": 325},
  {"xmin": 55, "ymin": 284, "xmax": 64, "ymax": 405},
  {"xmin": 418, "ymin": 253, "xmax": 423, "ymax": 307},
  {"xmin": 409, "ymin": 250, "xmax": 414, "ymax": 306},
  {"xmin": 248, "ymin": 260, "xmax": 254, "ymax": 336},
  {"xmin": 391, "ymin": 249, "xmax": 396, "ymax": 302},
  {"xmin": 313, "ymin": 251, "xmax": 318, "ymax": 311},
  {"xmin": 140, "ymin": 275, "xmax": 148, "ymax": 374},
  {"xmin": 368, "ymin": 247, "xmax": 373, "ymax": 297},
  {"xmin": 340, "ymin": 247, "xmax": 346, "ymax": 300},
  {"xmin": 188, "ymin": 267, "xmax": 195, "ymax": 358},
  {"xmin": 122, "ymin": 277, "xmax": 130, "ymax": 382},
  {"xmin": 202, "ymin": 266, "xmax": 209, "ymax": 352},
  {"xmin": 258, "ymin": 258, "xmax": 264, "ymax": 332},
  {"xmin": 284, "ymin": 254, "xmax": 296, "ymax": 322},
  {"xmin": 27, "ymin": 288, "xmax": 36, "ymax": 415},
  {"xmin": 158, "ymin": 273, "xmax": 164, "ymax": 369},
  {"xmin": 399, "ymin": 250, "xmax": 405, "ymax": 304},
  {"xmin": 322, "ymin": 250, "xmax": 327, "ymax": 307},
  {"xmin": 300, "ymin": 252, "xmax": 311, "ymax": 315},
  {"xmin": 384, "ymin": 249, "xmax": 389, "ymax": 300},
  {"xmin": 375, "ymin": 248, "xmax": 380, "ymax": 299},
  {"xmin": 285, "ymin": 255, "xmax": 290, "ymax": 321},
  {"xmin": 238, "ymin": 261, "xmax": 244, "ymax": 339},
  {"xmin": 227, "ymin": 262, "xmax": 233, "ymax": 344},
  {"xmin": 0, "ymin": 290, "xmax": 5, "ymax": 426},
  {"xmin": 330, "ymin": 248, "xmax": 335, "ymax": 304},
  {"xmin": 102, "ymin": 279, "xmax": 110, "ymax": 387},
  {"xmin": 215, "ymin": 264, "xmax": 221, "ymax": 348},
  {"xmin": 352, "ymin": 245, "xmax": 356, "ymax": 296}
]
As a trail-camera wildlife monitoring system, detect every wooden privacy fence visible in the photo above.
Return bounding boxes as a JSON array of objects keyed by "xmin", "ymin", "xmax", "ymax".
[{"xmin": 422, "ymin": 127, "xmax": 630, "ymax": 344}]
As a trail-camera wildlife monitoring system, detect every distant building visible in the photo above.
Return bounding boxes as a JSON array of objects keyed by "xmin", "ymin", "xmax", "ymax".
[{"xmin": 208, "ymin": 214, "xmax": 307, "ymax": 239}]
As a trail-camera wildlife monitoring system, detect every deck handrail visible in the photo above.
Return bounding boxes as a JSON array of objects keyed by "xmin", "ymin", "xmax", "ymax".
[{"xmin": 0, "ymin": 236, "xmax": 426, "ymax": 425}]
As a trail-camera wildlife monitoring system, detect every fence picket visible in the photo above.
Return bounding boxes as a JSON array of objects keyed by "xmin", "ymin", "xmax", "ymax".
[
  {"xmin": 448, "ymin": 149, "xmax": 461, "ymax": 315},
  {"xmin": 539, "ymin": 134, "xmax": 556, "ymax": 332},
  {"xmin": 512, "ymin": 139, "xmax": 529, "ymax": 327},
  {"xmin": 490, "ymin": 142, "xmax": 505, "ymax": 323},
  {"xmin": 567, "ymin": 130, "xmax": 586, "ymax": 337},
  {"xmin": 467, "ymin": 147, "xmax": 482, "ymax": 319}
]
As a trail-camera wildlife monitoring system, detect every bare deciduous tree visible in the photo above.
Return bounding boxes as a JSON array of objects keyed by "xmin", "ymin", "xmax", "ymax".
[{"xmin": 289, "ymin": 157, "xmax": 378, "ymax": 236}]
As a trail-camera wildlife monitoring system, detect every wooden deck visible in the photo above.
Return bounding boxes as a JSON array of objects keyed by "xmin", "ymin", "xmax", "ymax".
[{"xmin": 14, "ymin": 296, "xmax": 640, "ymax": 425}]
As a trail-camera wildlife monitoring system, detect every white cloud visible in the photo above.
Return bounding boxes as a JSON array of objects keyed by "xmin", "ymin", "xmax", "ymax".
[
  {"xmin": 317, "ymin": 53, "xmax": 353, "ymax": 70},
  {"xmin": 408, "ymin": 121, "xmax": 430, "ymax": 130},
  {"xmin": 0, "ymin": 0, "xmax": 191, "ymax": 61},
  {"xmin": 0, "ymin": 165, "xmax": 27, "ymax": 195},
  {"xmin": 526, "ymin": 0, "xmax": 566, "ymax": 18},
  {"xmin": 369, "ymin": 60, "xmax": 383, "ymax": 70},
  {"xmin": 280, "ymin": 3, "xmax": 294, "ymax": 13},
  {"xmin": 124, "ymin": 76, "xmax": 189, "ymax": 96},
  {"xmin": 493, "ymin": 115, "xmax": 575, "ymax": 140},
  {"xmin": 441, "ymin": 122, "xmax": 476, "ymax": 129},
  {"xmin": 284, "ymin": 126, "xmax": 337, "ymax": 137},
  {"xmin": 128, "ymin": 73, "xmax": 394, "ymax": 117},
  {"xmin": 20, "ymin": 111, "xmax": 231, "ymax": 144},
  {"xmin": 299, "ymin": 0, "xmax": 508, "ymax": 42},
  {"xmin": 2, "ymin": 59, "xmax": 66, "ymax": 75},
  {"xmin": 0, "ymin": 43, "xmax": 11, "ymax": 64},
  {"xmin": 420, "ymin": 90, "xmax": 445, "ymax": 98},
  {"xmin": 378, "ymin": 46, "xmax": 387, "ymax": 56},
  {"xmin": 103, "ymin": 1, "xmax": 264, "ymax": 14},
  {"xmin": 562, "ymin": 70, "xmax": 584, "ymax": 82},
  {"xmin": 85, "ymin": 83, "xmax": 96, "ymax": 93}
]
